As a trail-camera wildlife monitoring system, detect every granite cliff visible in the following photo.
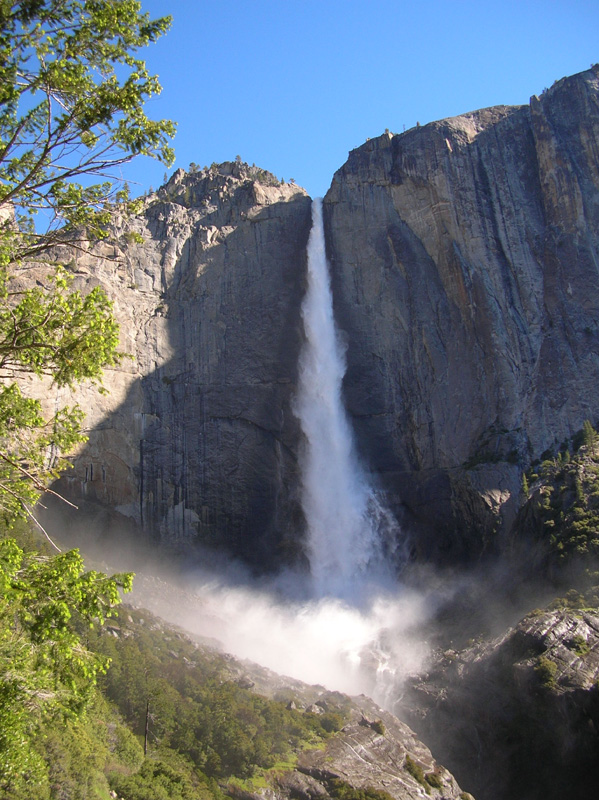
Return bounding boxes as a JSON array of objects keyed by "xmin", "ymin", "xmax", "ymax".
[
  {"xmin": 325, "ymin": 65, "xmax": 599, "ymax": 562},
  {"xmin": 27, "ymin": 65, "xmax": 599, "ymax": 570},
  {"xmin": 35, "ymin": 163, "xmax": 312, "ymax": 567}
]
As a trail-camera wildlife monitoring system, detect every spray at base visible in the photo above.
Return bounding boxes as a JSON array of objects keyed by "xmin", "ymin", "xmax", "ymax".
[
  {"xmin": 131, "ymin": 568, "xmax": 430, "ymax": 708},
  {"xmin": 144, "ymin": 198, "xmax": 420, "ymax": 707}
]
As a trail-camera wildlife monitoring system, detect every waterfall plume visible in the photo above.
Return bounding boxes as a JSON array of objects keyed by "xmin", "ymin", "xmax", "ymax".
[
  {"xmin": 129, "ymin": 200, "xmax": 422, "ymax": 706},
  {"xmin": 294, "ymin": 198, "xmax": 400, "ymax": 601}
]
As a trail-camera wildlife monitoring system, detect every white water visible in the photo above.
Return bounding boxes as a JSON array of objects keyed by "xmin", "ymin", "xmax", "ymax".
[
  {"xmin": 294, "ymin": 198, "xmax": 399, "ymax": 601},
  {"xmin": 132, "ymin": 563, "xmax": 431, "ymax": 705},
  {"xmin": 132, "ymin": 199, "xmax": 430, "ymax": 707}
]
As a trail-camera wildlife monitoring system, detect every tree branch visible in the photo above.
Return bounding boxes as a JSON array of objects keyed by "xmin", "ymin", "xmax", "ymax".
[{"xmin": 0, "ymin": 449, "xmax": 79, "ymax": 510}]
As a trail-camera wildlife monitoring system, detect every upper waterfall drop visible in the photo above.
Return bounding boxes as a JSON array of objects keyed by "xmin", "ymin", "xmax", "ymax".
[{"xmin": 294, "ymin": 198, "xmax": 400, "ymax": 601}]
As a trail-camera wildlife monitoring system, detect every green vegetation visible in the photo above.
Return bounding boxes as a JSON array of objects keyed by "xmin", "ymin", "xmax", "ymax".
[
  {"xmin": 0, "ymin": 519, "xmax": 352, "ymax": 799},
  {"xmin": 546, "ymin": 586, "xmax": 599, "ymax": 612},
  {"xmin": 371, "ymin": 719, "xmax": 385, "ymax": 735},
  {"xmin": 568, "ymin": 634, "xmax": 590, "ymax": 656},
  {"xmin": 0, "ymin": 281, "xmax": 118, "ymax": 528},
  {"xmin": 90, "ymin": 606, "xmax": 347, "ymax": 782},
  {"xmin": 402, "ymin": 755, "xmax": 447, "ymax": 794},
  {"xmin": 250, "ymin": 167, "xmax": 283, "ymax": 186},
  {"xmin": 534, "ymin": 655, "xmax": 558, "ymax": 689},
  {"xmin": 0, "ymin": 0, "xmax": 175, "ymax": 527},
  {"xmin": 94, "ymin": 609, "xmax": 348, "ymax": 795},
  {"xmin": 8, "ymin": 693, "xmax": 146, "ymax": 800},
  {"xmin": 425, "ymin": 770, "xmax": 444, "ymax": 789},
  {"xmin": 523, "ymin": 422, "xmax": 599, "ymax": 566},
  {"xmin": 109, "ymin": 757, "xmax": 218, "ymax": 800},
  {"xmin": 0, "ymin": 7, "xmax": 336, "ymax": 798},
  {"xmin": 404, "ymin": 754, "xmax": 430, "ymax": 793},
  {"xmin": 327, "ymin": 777, "xmax": 395, "ymax": 800},
  {"xmin": 0, "ymin": 526, "xmax": 133, "ymax": 796},
  {"xmin": 582, "ymin": 420, "xmax": 598, "ymax": 449},
  {"xmin": 0, "ymin": 3, "xmax": 186, "ymax": 797},
  {"xmin": 0, "ymin": 0, "xmax": 175, "ymax": 256}
]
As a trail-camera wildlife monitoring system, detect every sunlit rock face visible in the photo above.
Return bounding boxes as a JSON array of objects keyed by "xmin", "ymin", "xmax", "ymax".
[
  {"xmin": 30, "ymin": 67, "xmax": 599, "ymax": 570},
  {"xmin": 324, "ymin": 66, "xmax": 599, "ymax": 562},
  {"xmin": 281, "ymin": 695, "xmax": 470, "ymax": 800},
  {"xmin": 43, "ymin": 164, "xmax": 313, "ymax": 567}
]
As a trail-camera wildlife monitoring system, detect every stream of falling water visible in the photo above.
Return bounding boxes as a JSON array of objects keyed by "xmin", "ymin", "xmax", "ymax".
[
  {"xmin": 134, "ymin": 199, "xmax": 429, "ymax": 708},
  {"xmin": 294, "ymin": 198, "xmax": 399, "ymax": 602}
]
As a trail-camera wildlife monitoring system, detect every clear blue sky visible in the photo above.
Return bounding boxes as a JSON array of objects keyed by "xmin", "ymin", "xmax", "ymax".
[{"xmin": 122, "ymin": 0, "xmax": 599, "ymax": 199}]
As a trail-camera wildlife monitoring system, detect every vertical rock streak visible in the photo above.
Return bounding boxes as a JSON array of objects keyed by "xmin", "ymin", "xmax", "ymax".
[{"xmin": 295, "ymin": 199, "xmax": 396, "ymax": 600}]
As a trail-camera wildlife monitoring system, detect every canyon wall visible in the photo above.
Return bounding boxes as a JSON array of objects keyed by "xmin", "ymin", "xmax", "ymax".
[
  {"xmin": 324, "ymin": 65, "xmax": 599, "ymax": 561},
  {"xmin": 32, "ymin": 66, "xmax": 599, "ymax": 568},
  {"xmin": 40, "ymin": 164, "xmax": 312, "ymax": 568}
]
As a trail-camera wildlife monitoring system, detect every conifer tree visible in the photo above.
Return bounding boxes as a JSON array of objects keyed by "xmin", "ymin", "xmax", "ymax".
[{"xmin": 582, "ymin": 419, "xmax": 597, "ymax": 451}]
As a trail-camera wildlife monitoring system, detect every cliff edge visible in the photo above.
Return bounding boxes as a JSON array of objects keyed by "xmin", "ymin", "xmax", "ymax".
[{"xmin": 325, "ymin": 65, "xmax": 599, "ymax": 562}]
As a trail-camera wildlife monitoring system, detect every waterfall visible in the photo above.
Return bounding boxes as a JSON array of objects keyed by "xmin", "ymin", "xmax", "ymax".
[
  {"xmin": 143, "ymin": 200, "xmax": 424, "ymax": 708},
  {"xmin": 131, "ymin": 201, "xmax": 422, "ymax": 701},
  {"xmin": 294, "ymin": 199, "xmax": 399, "ymax": 601}
]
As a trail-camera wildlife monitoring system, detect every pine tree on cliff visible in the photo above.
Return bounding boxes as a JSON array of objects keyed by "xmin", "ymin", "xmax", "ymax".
[{"xmin": 582, "ymin": 420, "xmax": 598, "ymax": 451}]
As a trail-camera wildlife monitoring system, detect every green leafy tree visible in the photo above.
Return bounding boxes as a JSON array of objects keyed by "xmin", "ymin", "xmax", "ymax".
[
  {"xmin": 0, "ymin": 2, "xmax": 173, "ymax": 791},
  {"xmin": 0, "ymin": 0, "xmax": 175, "ymax": 256},
  {"xmin": 0, "ymin": 0, "xmax": 175, "ymax": 529},
  {"xmin": 0, "ymin": 538, "xmax": 132, "ymax": 794},
  {"xmin": 110, "ymin": 758, "xmax": 202, "ymax": 800}
]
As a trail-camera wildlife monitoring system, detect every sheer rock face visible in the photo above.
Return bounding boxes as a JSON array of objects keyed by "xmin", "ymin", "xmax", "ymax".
[
  {"xmin": 44, "ymin": 164, "xmax": 313, "ymax": 567},
  {"xmin": 324, "ymin": 66, "xmax": 599, "ymax": 561},
  {"xmin": 32, "ymin": 66, "xmax": 599, "ymax": 568},
  {"xmin": 397, "ymin": 608, "xmax": 599, "ymax": 800}
]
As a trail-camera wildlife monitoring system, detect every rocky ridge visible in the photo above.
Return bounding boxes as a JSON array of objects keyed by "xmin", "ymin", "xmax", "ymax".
[
  {"xmin": 396, "ymin": 606, "xmax": 599, "ymax": 800},
  {"xmin": 276, "ymin": 696, "xmax": 467, "ymax": 800}
]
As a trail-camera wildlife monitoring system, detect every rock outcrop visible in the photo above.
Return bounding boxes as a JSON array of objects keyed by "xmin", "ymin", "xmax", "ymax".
[
  {"xmin": 324, "ymin": 65, "xmax": 599, "ymax": 562},
  {"xmin": 36, "ymin": 163, "xmax": 312, "ymax": 568},
  {"xmin": 275, "ymin": 695, "xmax": 469, "ymax": 800},
  {"xmin": 397, "ymin": 607, "xmax": 599, "ymax": 800}
]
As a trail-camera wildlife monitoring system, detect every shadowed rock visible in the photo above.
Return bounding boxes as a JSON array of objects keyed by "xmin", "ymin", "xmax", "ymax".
[
  {"xmin": 397, "ymin": 607, "xmax": 599, "ymax": 800},
  {"xmin": 324, "ymin": 66, "xmax": 599, "ymax": 562},
  {"xmin": 35, "ymin": 164, "xmax": 312, "ymax": 569}
]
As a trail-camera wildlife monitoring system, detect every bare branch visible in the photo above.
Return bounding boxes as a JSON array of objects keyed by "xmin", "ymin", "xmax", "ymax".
[{"xmin": 0, "ymin": 450, "xmax": 79, "ymax": 510}]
